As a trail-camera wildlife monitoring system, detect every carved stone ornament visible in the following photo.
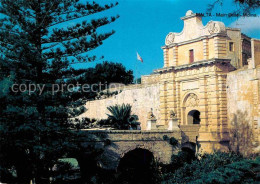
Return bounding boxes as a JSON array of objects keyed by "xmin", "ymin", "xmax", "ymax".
[
  {"xmin": 165, "ymin": 32, "xmax": 175, "ymax": 45},
  {"xmin": 185, "ymin": 93, "xmax": 199, "ymax": 107},
  {"xmin": 147, "ymin": 108, "xmax": 156, "ymax": 120},
  {"xmin": 208, "ymin": 22, "xmax": 220, "ymax": 34},
  {"xmin": 169, "ymin": 110, "xmax": 176, "ymax": 119},
  {"xmin": 186, "ymin": 10, "xmax": 193, "ymax": 16}
]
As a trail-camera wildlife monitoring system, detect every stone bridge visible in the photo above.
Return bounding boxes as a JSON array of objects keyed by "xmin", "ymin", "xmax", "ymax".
[{"xmin": 77, "ymin": 127, "xmax": 199, "ymax": 170}]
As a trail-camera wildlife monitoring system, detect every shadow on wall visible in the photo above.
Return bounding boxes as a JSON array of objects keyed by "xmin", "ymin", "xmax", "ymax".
[{"xmin": 229, "ymin": 110, "xmax": 256, "ymax": 157}]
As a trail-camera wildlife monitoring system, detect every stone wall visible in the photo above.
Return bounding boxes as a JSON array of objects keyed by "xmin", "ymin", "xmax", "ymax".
[
  {"xmin": 226, "ymin": 67, "xmax": 260, "ymax": 146},
  {"xmin": 252, "ymin": 39, "xmax": 260, "ymax": 68},
  {"xmin": 141, "ymin": 74, "xmax": 160, "ymax": 85},
  {"xmin": 79, "ymin": 83, "xmax": 160, "ymax": 130},
  {"xmin": 80, "ymin": 130, "xmax": 181, "ymax": 170}
]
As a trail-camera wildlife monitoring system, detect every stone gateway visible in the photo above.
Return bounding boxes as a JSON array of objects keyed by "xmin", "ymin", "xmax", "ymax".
[{"xmin": 80, "ymin": 10, "xmax": 260, "ymax": 153}]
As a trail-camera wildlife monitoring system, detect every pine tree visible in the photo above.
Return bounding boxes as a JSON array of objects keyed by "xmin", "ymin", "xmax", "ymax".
[
  {"xmin": 208, "ymin": 0, "xmax": 260, "ymax": 13},
  {"xmin": 0, "ymin": 0, "xmax": 119, "ymax": 183}
]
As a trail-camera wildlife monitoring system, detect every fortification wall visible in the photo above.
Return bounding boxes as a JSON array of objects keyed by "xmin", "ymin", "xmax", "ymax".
[
  {"xmin": 79, "ymin": 83, "xmax": 160, "ymax": 130},
  {"xmin": 226, "ymin": 67, "xmax": 260, "ymax": 145},
  {"xmin": 252, "ymin": 39, "xmax": 260, "ymax": 68}
]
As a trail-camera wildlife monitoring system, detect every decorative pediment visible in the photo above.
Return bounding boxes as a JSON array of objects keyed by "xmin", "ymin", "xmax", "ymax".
[{"xmin": 165, "ymin": 10, "xmax": 226, "ymax": 45}]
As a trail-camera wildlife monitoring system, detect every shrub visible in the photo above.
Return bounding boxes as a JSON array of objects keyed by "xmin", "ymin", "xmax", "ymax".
[
  {"xmin": 191, "ymin": 157, "xmax": 260, "ymax": 184},
  {"xmin": 106, "ymin": 104, "xmax": 140, "ymax": 130},
  {"xmin": 162, "ymin": 151, "xmax": 244, "ymax": 184}
]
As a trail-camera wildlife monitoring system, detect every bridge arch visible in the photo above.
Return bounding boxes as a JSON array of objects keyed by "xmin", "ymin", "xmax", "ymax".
[
  {"xmin": 118, "ymin": 144, "xmax": 160, "ymax": 165},
  {"xmin": 79, "ymin": 130, "xmax": 181, "ymax": 170},
  {"xmin": 181, "ymin": 141, "xmax": 197, "ymax": 161},
  {"xmin": 118, "ymin": 148, "xmax": 154, "ymax": 170},
  {"xmin": 181, "ymin": 141, "xmax": 196, "ymax": 153},
  {"xmin": 117, "ymin": 148, "xmax": 156, "ymax": 183}
]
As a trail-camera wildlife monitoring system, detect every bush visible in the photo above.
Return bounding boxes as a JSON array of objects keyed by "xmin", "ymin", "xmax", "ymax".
[
  {"xmin": 52, "ymin": 159, "xmax": 80, "ymax": 184},
  {"xmin": 106, "ymin": 104, "xmax": 140, "ymax": 130},
  {"xmin": 169, "ymin": 137, "xmax": 178, "ymax": 147},
  {"xmin": 73, "ymin": 118, "xmax": 98, "ymax": 129},
  {"xmin": 190, "ymin": 157, "xmax": 260, "ymax": 184},
  {"xmin": 162, "ymin": 151, "xmax": 244, "ymax": 183}
]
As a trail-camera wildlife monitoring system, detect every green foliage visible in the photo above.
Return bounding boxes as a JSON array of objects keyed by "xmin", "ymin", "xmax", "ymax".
[
  {"xmin": 134, "ymin": 77, "xmax": 141, "ymax": 84},
  {"xmin": 163, "ymin": 135, "xmax": 169, "ymax": 140},
  {"xmin": 0, "ymin": 0, "xmax": 119, "ymax": 183},
  {"xmin": 66, "ymin": 61, "xmax": 133, "ymax": 100},
  {"xmin": 208, "ymin": 0, "xmax": 260, "ymax": 14},
  {"xmin": 194, "ymin": 158, "xmax": 260, "ymax": 184},
  {"xmin": 52, "ymin": 159, "xmax": 80, "ymax": 184},
  {"xmin": 58, "ymin": 158, "xmax": 79, "ymax": 169},
  {"xmin": 72, "ymin": 117, "xmax": 97, "ymax": 129},
  {"xmin": 106, "ymin": 104, "xmax": 140, "ymax": 130},
  {"xmin": 79, "ymin": 61, "xmax": 134, "ymax": 85},
  {"xmin": 96, "ymin": 90, "xmax": 121, "ymax": 100},
  {"xmin": 160, "ymin": 149, "xmax": 196, "ymax": 177},
  {"xmin": 169, "ymin": 137, "xmax": 179, "ymax": 147},
  {"xmin": 163, "ymin": 151, "xmax": 244, "ymax": 184}
]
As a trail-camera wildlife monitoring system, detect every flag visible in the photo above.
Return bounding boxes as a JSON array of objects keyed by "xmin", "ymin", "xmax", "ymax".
[{"xmin": 137, "ymin": 52, "xmax": 143, "ymax": 62}]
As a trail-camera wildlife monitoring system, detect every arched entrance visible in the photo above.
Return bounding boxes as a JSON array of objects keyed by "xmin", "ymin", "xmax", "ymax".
[
  {"xmin": 187, "ymin": 110, "xmax": 201, "ymax": 124},
  {"xmin": 117, "ymin": 148, "xmax": 157, "ymax": 184},
  {"xmin": 182, "ymin": 93, "xmax": 200, "ymax": 125}
]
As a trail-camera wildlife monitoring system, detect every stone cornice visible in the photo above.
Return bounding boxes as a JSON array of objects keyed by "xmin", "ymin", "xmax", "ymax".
[
  {"xmin": 153, "ymin": 58, "xmax": 232, "ymax": 74},
  {"xmin": 181, "ymin": 13, "xmax": 200, "ymax": 20},
  {"xmin": 226, "ymin": 27, "xmax": 241, "ymax": 31},
  {"xmin": 162, "ymin": 33, "xmax": 227, "ymax": 49}
]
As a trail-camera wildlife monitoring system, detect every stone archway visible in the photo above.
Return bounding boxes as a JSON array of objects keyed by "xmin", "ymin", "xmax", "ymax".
[
  {"xmin": 117, "ymin": 148, "xmax": 156, "ymax": 183},
  {"xmin": 118, "ymin": 148, "xmax": 154, "ymax": 170},
  {"xmin": 182, "ymin": 93, "xmax": 200, "ymax": 125},
  {"xmin": 181, "ymin": 142, "xmax": 197, "ymax": 162},
  {"xmin": 181, "ymin": 142, "xmax": 196, "ymax": 153},
  {"xmin": 187, "ymin": 110, "xmax": 201, "ymax": 124}
]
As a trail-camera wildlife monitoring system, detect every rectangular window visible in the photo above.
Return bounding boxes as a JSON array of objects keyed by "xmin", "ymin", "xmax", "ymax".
[
  {"xmin": 189, "ymin": 49, "xmax": 194, "ymax": 63},
  {"xmin": 229, "ymin": 42, "xmax": 234, "ymax": 52}
]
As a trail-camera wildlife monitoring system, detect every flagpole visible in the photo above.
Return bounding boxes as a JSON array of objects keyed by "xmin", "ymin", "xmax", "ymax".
[
  {"xmin": 135, "ymin": 52, "xmax": 138, "ymax": 84},
  {"xmin": 136, "ymin": 52, "xmax": 143, "ymax": 84}
]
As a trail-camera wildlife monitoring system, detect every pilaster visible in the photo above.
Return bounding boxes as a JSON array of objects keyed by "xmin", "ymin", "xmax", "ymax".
[
  {"xmin": 214, "ymin": 36, "xmax": 227, "ymax": 59},
  {"xmin": 163, "ymin": 48, "xmax": 169, "ymax": 67},
  {"xmin": 203, "ymin": 38, "xmax": 209, "ymax": 60},
  {"xmin": 173, "ymin": 46, "xmax": 178, "ymax": 66},
  {"xmin": 159, "ymin": 76, "xmax": 168, "ymax": 125}
]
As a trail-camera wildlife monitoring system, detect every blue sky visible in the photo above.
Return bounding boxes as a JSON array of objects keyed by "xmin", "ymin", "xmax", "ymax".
[
  {"xmin": 2, "ymin": 0, "xmax": 259, "ymax": 78},
  {"xmin": 77, "ymin": 0, "xmax": 260, "ymax": 78}
]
